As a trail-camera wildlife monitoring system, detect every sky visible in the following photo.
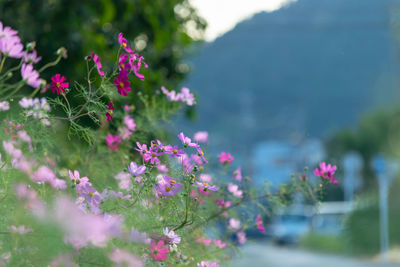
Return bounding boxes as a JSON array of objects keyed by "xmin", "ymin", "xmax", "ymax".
[{"xmin": 190, "ymin": 0, "xmax": 297, "ymax": 41}]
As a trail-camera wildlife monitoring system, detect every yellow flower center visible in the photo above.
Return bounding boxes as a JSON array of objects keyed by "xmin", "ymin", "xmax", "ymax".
[
  {"xmin": 119, "ymin": 82, "xmax": 124, "ymax": 88},
  {"xmin": 204, "ymin": 183, "xmax": 209, "ymax": 187},
  {"xmin": 165, "ymin": 187, "xmax": 171, "ymax": 192},
  {"xmin": 109, "ymin": 110, "xmax": 113, "ymax": 115},
  {"xmin": 120, "ymin": 63, "xmax": 125, "ymax": 69},
  {"xmin": 173, "ymin": 149, "xmax": 178, "ymax": 154},
  {"xmin": 89, "ymin": 192, "xmax": 94, "ymax": 197},
  {"xmin": 122, "ymin": 43, "xmax": 127, "ymax": 48},
  {"xmin": 171, "ymin": 180, "xmax": 176, "ymax": 184},
  {"xmin": 56, "ymin": 82, "xmax": 60, "ymax": 87}
]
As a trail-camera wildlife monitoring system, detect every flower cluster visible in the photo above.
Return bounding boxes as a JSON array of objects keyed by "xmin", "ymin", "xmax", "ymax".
[
  {"xmin": 18, "ymin": 97, "xmax": 51, "ymax": 125},
  {"xmin": 161, "ymin": 86, "xmax": 196, "ymax": 106},
  {"xmin": 314, "ymin": 162, "xmax": 338, "ymax": 184}
]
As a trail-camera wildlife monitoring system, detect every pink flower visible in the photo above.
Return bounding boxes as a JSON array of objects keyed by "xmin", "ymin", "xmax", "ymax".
[
  {"xmin": 237, "ymin": 231, "xmax": 246, "ymax": 244},
  {"xmin": 123, "ymin": 115, "xmax": 136, "ymax": 131},
  {"xmin": 195, "ymin": 181, "xmax": 219, "ymax": 192},
  {"xmin": 23, "ymin": 50, "xmax": 41, "ymax": 64},
  {"xmin": 0, "ymin": 101, "xmax": 9, "ymax": 111},
  {"xmin": 178, "ymin": 132, "xmax": 198, "ymax": 148},
  {"xmin": 228, "ymin": 218, "xmax": 241, "ymax": 230},
  {"xmin": 180, "ymin": 87, "xmax": 196, "ymax": 106},
  {"xmin": 199, "ymin": 174, "xmax": 212, "ymax": 183},
  {"xmin": 118, "ymin": 32, "xmax": 135, "ymax": 54},
  {"xmin": 256, "ymin": 214, "xmax": 266, "ymax": 234},
  {"xmin": 32, "ymin": 166, "xmax": 66, "ymax": 190},
  {"xmin": 135, "ymin": 142, "xmax": 148, "ymax": 155},
  {"xmin": 218, "ymin": 152, "xmax": 234, "ymax": 165},
  {"xmin": 106, "ymin": 134, "xmax": 121, "ymax": 150},
  {"xmin": 157, "ymin": 164, "xmax": 169, "ymax": 173},
  {"xmin": 214, "ymin": 198, "xmax": 231, "ymax": 208},
  {"xmin": 109, "ymin": 249, "xmax": 144, "ymax": 267},
  {"xmin": 124, "ymin": 105, "xmax": 131, "ymax": 111},
  {"xmin": 213, "ymin": 239, "xmax": 226, "ymax": 249},
  {"xmin": 163, "ymin": 227, "xmax": 181, "ymax": 244},
  {"xmin": 154, "ymin": 176, "xmax": 183, "ymax": 197},
  {"xmin": 149, "ymin": 240, "xmax": 169, "ymax": 262},
  {"xmin": 0, "ymin": 22, "xmax": 18, "ymax": 39},
  {"xmin": 198, "ymin": 261, "xmax": 220, "ymax": 267},
  {"xmin": 233, "ymin": 167, "xmax": 242, "ymax": 181},
  {"xmin": 51, "ymin": 74, "xmax": 69, "ymax": 95},
  {"xmin": 131, "ymin": 55, "xmax": 146, "ymax": 81},
  {"xmin": 314, "ymin": 162, "xmax": 338, "ymax": 184},
  {"xmin": 106, "ymin": 102, "xmax": 115, "ymax": 122},
  {"xmin": 21, "ymin": 64, "xmax": 42, "ymax": 88},
  {"xmin": 194, "ymin": 131, "xmax": 208, "ymax": 143},
  {"xmin": 91, "ymin": 53, "xmax": 105, "ymax": 76},
  {"xmin": 196, "ymin": 236, "xmax": 212, "ymax": 247},
  {"xmin": 0, "ymin": 35, "xmax": 23, "ymax": 58},
  {"xmin": 164, "ymin": 145, "xmax": 185, "ymax": 158},
  {"xmin": 114, "ymin": 73, "xmax": 131, "ymax": 96},
  {"xmin": 227, "ymin": 183, "xmax": 243, "ymax": 198}
]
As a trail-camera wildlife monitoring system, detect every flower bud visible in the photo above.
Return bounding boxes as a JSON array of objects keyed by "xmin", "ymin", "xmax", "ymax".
[
  {"xmin": 56, "ymin": 47, "xmax": 68, "ymax": 59},
  {"xmin": 26, "ymin": 42, "xmax": 36, "ymax": 52}
]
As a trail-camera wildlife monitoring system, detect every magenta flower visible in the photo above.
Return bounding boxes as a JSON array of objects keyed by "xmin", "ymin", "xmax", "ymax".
[
  {"xmin": 149, "ymin": 240, "xmax": 169, "ymax": 262},
  {"xmin": 143, "ymin": 149, "xmax": 162, "ymax": 165},
  {"xmin": 127, "ymin": 161, "xmax": 146, "ymax": 176},
  {"xmin": 118, "ymin": 32, "xmax": 135, "ymax": 54},
  {"xmin": 314, "ymin": 162, "xmax": 338, "ymax": 184},
  {"xmin": 256, "ymin": 214, "xmax": 266, "ymax": 234},
  {"xmin": 178, "ymin": 132, "xmax": 198, "ymax": 148},
  {"xmin": 51, "ymin": 74, "xmax": 69, "ymax": 95},
  {"xmin": 218, "ymin": 152, "xmax": 234, "ymax": 165},
  {"xmin": 214, "ymin": 198, "xmax": 231, "ymax": 208},
  {"xmin": 114, "ymin": 73, "xmax": 131, "ymax": 96},
  {"xmin": 195, "ymin": 181, "xmax": 219, "ymax": 192},
  {"xmin": 91, "ymin": 53, "xmax": 105, "ymax": 76},
  {"xmin": 233, "ymin": 167, "xmax": 242, "ymax": 181},
  {"xmin": 118, "ymin": 53, "xmax": 132, "ymax": 71},
  {"xmin": 228, "ymin": 183, "xmax": 243, "ymax": 198},
  {"xmin": 196, "ymin": 147, "xmax": 208, "ymax": 164},
  {"xmin": 106, "ymin": 102, "xmax": 115, "ymax": 122},
  {"xmin": 106, "ymin": 134, "xmax": 121, "ymax": 150},
  {"xmin": 154, "ymin": 176, "xmax": 183, "ymax": 197},
  {"xmin": 21, "ymin": 64, "xmax": 42, "ymax": 88},
  {"xmin": 194, "ymin": 131, "xmax": 208, "ymax": 143}
]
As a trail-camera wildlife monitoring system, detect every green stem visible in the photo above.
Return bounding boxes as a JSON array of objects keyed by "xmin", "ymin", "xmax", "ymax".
[
  {"xmin": 0, "ymin": 56, "xmax": 7, "ymax": 73},
  {"xmin": 38, "ymin": 55, "xmax": 62, "ymax": 73}
]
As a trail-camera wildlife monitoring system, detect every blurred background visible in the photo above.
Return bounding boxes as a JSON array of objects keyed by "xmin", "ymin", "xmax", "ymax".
[{"xmin": 3, "ymin": 0, "xmax": 400, "ymax": 265}]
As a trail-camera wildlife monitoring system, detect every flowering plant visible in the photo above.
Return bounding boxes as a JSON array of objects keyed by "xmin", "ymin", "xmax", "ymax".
[{"xmin": 0, "ymin": 22, "xmax": 337, "ymax": 266}]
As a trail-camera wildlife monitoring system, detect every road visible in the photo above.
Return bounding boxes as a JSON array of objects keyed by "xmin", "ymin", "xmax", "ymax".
[{"xmin": 230, "ymin": 242, "xmax": 398, "ymax": 267}]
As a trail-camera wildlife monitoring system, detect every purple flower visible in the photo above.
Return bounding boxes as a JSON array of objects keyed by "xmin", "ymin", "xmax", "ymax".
[
  {"xmin": 0, "ymin": 36, "xmax": 23, "ymax": 58},
  {"xmin": 178, "ymin": 132, "xmax": 198, "ymax": 148},
  {"xmin": 154, "ymin": 176, "xmax": 183, "ymax": 197},
  {"xmin": 163, "ymin": 227, "xmax": 181, "ymax": 244},
  {"xmin": 143, "ymin": 149, "xmax": 162, "ymax": 165},
  {"xmin": 195, "ymin": 181, "xmax": 219, "ymax": 192},
  {"xmin": 135, "ymin": 142, "xmax": 148, "ymax": 155},
  {"xmin": 164, "ymin": 145, "xmax": 185, "ymax": 158},
  {"xmin": 128, "ymin": 161, "xmax": 146, "ymax": 176},
  {"xmin": 21, "ymin": 64, "xmax": 42, "ymax": 88},
  {"xmin": 118, "ymin": 32, "xmax": 135, "ymax": 54},
  {"xmin": 23, "ymin": 50, "xmax": 41, "ymax": 64}
]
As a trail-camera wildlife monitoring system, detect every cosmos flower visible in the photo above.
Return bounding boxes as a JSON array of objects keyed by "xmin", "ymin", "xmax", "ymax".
[
  {"xmin": 314, "ymin": 162, "xmax": 338, "ymax": 184},
  {"xmin": 0, "ymin": 101, "xmax": 9, "ymax": 111},
  {"xmin": 51, "ymin": 74, "xmax": 69, "ymax": 95},
  {"xmin": 218, "ymin": 152, "xmax": 234, "ymax": 165},
  {"xmin": 228, "ymin": 218, "xmax": 241, "ymax": 230},
  {"xmin": 197, "ymin": 261, "xmax": 220, "ymax": 267},
  {"xmin": 256, "ymin": 214, "xmax": 266, "ymax": 234},
  {"xmin": 114, "ymin": 73, "xmax": 131, "ymax": 96},
  {"xmin": 118, "ymin": 32, "xmax": 135, "ymax": 54},
  {"xmin": 21, "ymin": 64, "xmax": 42, "ymax": 88},
  {"xmin": 227, "ymin": 183, "xmax": 243, "ymax": 198},
  {"xmin": 91, "ymin": 53, "xmax": 105, "ymax": 76},
  {"xmin": 127, "ymin": 162, "xmax": 146, "ymax": 176},
  {"xmin": 233, "ymin": 167, "xmax": 242, "ymax": 181},
  {"xmin": 106, "ymin": 102, "xmax": 115, "ymax": 122},
  {"xmin": 154, "ymin": 176, "xmax": 183, "ymax": 197},
  {"xmin": 106, "ymin": 134, "xmax": 121, "ymax": 150},
  {"xmin": 195, "ymin": 181, "xmax": 219, "ymax": 192},
  {"xmin": 237, "ymin": 231, "xmax": 246, "ymax": 244},
  {"xmin": 178, "ymin": 132, "xmax": 198, "ymax": 148},
  {"xmin": 149, "ymin": 240, "xmax": 169, "ymax": 262},
  {"xmin": 193, "ymin": 131, "xmax": 208, "ymax": 143},
  {"xmin": 163, "ymin": 227, "xmax": 181, "ymax": 244}
]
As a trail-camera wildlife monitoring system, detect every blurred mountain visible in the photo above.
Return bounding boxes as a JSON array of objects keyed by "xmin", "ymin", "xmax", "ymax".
[{"xmin": 182, "ymin": 0, "xmax": 400, "ymax": 154}]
